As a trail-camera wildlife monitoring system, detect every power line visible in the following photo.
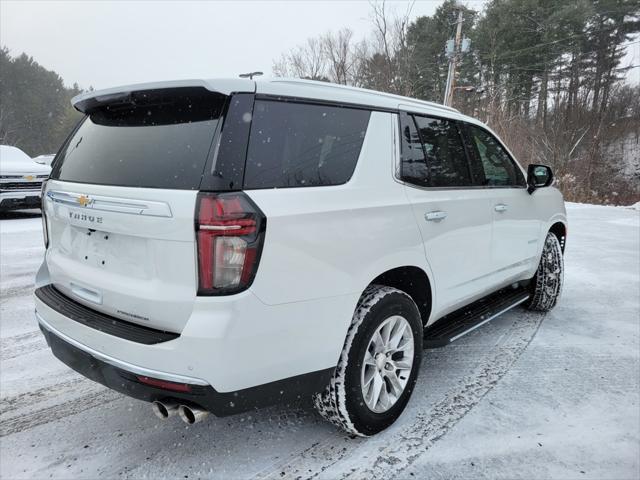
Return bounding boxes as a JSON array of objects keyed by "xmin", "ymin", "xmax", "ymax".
[
  {"xmin": 483, "ymin": 40, "xmax": 640, "ymax": 73},
  {"xmin": 412, "ymin": 40, "xmax": 640, "ymax": 90},
  {"xmin": 473, "ymin": 24, "xmax": 636, "ymax": 64},
  {"xmin": 412, "ymin": 27, "xmax": 638, "ymax": 74}
]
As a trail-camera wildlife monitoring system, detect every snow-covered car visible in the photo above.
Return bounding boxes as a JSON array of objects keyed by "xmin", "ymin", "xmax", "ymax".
[
  {"xmin": 33, "ymin": 154, "xmax": 56, "ymax": 166},
  {"xmin": 34, "ymin": 79, "xmax": 567, "ymax": 436},
  {"xmin": 0, "ymin": 145, "xmax": 51, "ymax": 211}
]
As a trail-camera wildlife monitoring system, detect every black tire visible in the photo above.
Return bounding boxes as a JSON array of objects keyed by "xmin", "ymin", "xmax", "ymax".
[
  {"xmin": 313, "ymin": 285, "xmax": 423, "ymax": 437},
  {"xmin": 527, "ymin": 232, "xmax": 564, "ymax": 311}
]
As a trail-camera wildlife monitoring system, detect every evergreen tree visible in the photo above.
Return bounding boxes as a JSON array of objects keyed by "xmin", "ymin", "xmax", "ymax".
[{"xmin": 0, "ymin": 48, "xmax": 83, "ymax": 156}]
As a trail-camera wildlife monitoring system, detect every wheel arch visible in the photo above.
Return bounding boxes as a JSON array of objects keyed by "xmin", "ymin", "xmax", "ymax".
[
  {"xmin": 549, "ymin": 221, "xmax": 567, "ymax": 252},
  {"xmin": 368, "ymin": 266, "xmax": 432, "ymax": 327}
]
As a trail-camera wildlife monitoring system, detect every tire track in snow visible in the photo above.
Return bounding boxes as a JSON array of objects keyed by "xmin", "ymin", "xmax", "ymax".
[
  {"xmin": 0, "ymin": 339, "xmax": 45, "ymax": 360},
  {"xmin": 342, "ymin": 312, "xmax": 546, "ymax": 480},
  {"xmin": 1, "ymin": 378, "xmax": 88, "ymax": 417},
  {"xmin": 0, "ymin": 376, "xmax": 120, "ymax": 436},
  {"xmin": 0, "ymin": 284, "xmax": 35, "ymax": 303},
  {"xmin": 1, "ymin": 330, "xmax": 40, "ymax": 347},
  {"xmin": 0, "ymin": 330, "xmax": 45, "ymax": 361},
  {"xmin": 254, "ymin": 311, "xmax": 545, "ymax": 480},
  {"xmin": 0, "ymin": 389, "xmax": 121, "ymax": 437}
]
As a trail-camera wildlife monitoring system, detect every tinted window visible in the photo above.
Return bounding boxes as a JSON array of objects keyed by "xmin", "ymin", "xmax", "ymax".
[
  {"xmin": 413, "ymin": 115, "xmax": 471, "ymax": 187},
  {"xmin": 399, "ymin": 113, "xmax": 428, "ymax": 187},
  {"xmin": 51, "ymin": 88, "xmax": 225, "ymax": 189},
  {"xmin": 467, "ymin": 125, "xmax": 524, "ymax": 187},
  {"xmin": 201, "ymin": 93, "xmax": 254, "ymax": 191},
  {"xmin": 243, "ymin": 100, "xmax": 371, "ymax": 189}
]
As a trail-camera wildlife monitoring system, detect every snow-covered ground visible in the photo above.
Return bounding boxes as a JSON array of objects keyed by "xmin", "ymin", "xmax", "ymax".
[{"xmin": 1, "ymin": 203, "xmax": 638, "ymax": 479}]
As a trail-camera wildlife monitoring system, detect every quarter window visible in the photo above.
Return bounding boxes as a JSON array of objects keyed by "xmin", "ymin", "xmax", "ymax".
[
  {"xmin": 243, "ymin": 100, "xmax": 371, "ymax": 189},
  {"xmin": 399, "ymin": 113, "xmax": 428, "ymax": 187},
  {"xmin": 467, "ymin": 125, "xmax": 524, "ymax": 187}
]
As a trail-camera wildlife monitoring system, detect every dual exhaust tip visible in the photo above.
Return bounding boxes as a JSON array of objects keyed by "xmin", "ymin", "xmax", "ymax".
[{"xmin": 152, "ymin": 400, "xmax": 209, "ymax": 425}]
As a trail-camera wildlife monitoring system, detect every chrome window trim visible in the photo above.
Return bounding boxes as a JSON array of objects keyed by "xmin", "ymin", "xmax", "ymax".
[
  {"xmin": 393, "ymin": 110, "xmax": 528, "ymax": 191},
  {"xmin": 400, "ymin": 182, "xmax": 527, "ymax": 192}
]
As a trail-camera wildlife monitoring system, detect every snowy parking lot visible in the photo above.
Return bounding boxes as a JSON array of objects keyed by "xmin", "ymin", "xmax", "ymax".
[{"xmin": 1, "ymin": 203, "xmax": 638, "ymax": 479}]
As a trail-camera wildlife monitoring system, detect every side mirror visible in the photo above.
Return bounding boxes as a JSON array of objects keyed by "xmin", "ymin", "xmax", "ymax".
[{"xmin": 527, "ymin": 164, "xmax": 554, "ymax": 194}]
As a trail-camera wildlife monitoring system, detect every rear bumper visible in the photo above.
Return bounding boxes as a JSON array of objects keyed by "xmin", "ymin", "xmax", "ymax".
[
  {"xmin": 37, "ymin": 311, "xmax": 333, "ymax": 416},
  {"xmin": 34, "ymin": 269, "xmax": 356, "ymax": 409},
  {"xmin": 37, "ymin": 310, "xmax": 202, "ymax": 384}
]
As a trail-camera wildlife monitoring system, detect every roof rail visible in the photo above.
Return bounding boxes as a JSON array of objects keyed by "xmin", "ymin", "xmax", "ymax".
[{"xmin": 268, "ymin": 78, "xmax": 460, "ymax": 114}]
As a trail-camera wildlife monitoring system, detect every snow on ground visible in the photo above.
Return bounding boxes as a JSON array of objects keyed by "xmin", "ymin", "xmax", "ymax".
[{"xmin": 0, "ymin": 203, "xmax": 638, "ymax": 479}]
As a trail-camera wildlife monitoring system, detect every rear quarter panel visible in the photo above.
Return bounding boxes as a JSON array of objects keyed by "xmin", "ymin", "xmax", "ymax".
[{"xmin": 245, "ymin": 111, "xmax": 430, "ymax": 306}]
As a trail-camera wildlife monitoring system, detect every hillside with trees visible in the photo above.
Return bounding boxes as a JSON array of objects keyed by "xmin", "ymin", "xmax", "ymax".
[
  {"xmin": 273, "ymin": 0, "xmax": 640, "ymax": 205},
  {"xmin": 0, "ymin": 47, "xmax": 83, "ymax": 157},
  {"xmin": 0, "ymin": 1, "xmax": 637, "ymax": 205}
]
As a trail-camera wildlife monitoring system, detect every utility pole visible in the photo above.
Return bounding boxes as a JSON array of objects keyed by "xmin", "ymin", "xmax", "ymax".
[{"xmin": 443, "ymin": 7, "xmax": 464, "ymax": 107}]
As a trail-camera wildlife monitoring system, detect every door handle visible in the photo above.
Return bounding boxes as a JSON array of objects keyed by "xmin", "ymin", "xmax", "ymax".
[
  {"xmin": 494, "ymin": 204, "xmax": 508, "ymax": 213},
  {"xmin": 425, "ymin": 210, "xmax": 447, "ymax": 222}
]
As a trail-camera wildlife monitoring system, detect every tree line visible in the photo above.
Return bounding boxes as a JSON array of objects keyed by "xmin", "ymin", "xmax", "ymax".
[
  {"xmin": 0, "ymin": 1, "xmax": 637, "ymax": 205},
  {"xmin": 0, "ymin": 47, "xmax": 83, "ymax": 157},
  {"xmin": 274, "ymin": 0, "xmax": 640, "ymax": 205}
]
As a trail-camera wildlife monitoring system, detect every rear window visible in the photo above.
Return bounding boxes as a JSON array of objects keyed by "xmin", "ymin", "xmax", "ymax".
[
  {"xmin": 51, "ymin": 88, "xmax": 225, "ymax": 190},
  {"xmin": 243, "ymin": 100, "xmax": 371, "ymax": 189}
]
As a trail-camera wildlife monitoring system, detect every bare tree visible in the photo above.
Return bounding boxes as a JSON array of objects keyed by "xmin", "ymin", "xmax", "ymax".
[
  {"xmin": 273, "ymin": 37, "xmax": 327, "ymax": 80},
  {"xmin": 273, "ymin": 28, "xmax": 368, "ymax": 86},
  {"xmin": 269, "ymin": 0, "xmax": 639, "ymax": 206},
  {"xmin": 368, "ymin": 0, "xmax": 415, "ymax": 95},
  {"xmin": 271, "ymin": 1, "xmax": 414, "ymax": 92},
  {"xmin": 322, "ymin": 28, "xmax": 354, "ymax": 85},
  {"xmin": 350, "ymin": 39, "xmax": 372, "ymax": 88}
]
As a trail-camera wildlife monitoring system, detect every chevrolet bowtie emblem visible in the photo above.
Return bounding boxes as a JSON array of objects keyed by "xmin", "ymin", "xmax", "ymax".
[
  {"xmin": 23, "ymin": 175, "xmax": 35, "ymax": 181},
  {"xmin": 77, "ymin": 195, "xmax": 92, "ymax": 207}
]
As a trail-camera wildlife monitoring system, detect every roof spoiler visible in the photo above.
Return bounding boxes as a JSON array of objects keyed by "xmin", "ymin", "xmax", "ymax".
[{"xmin": 72, "ymin": 78, "xmax": 256, "ymax": 113}]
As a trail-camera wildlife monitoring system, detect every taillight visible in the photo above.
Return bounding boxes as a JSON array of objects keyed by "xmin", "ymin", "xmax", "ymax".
[{"xmin": 195, "ymin": 192, "xmax": 266, "ymax": 295}]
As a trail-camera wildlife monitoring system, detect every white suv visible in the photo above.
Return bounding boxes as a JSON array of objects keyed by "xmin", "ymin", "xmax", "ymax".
[
  {"xmin": 35, "ymin": 79, "xmax": 566, "ymax": 436},
  {"xmin": 1, "ymin": 145, "xmax": 51, "ymax": 211}
]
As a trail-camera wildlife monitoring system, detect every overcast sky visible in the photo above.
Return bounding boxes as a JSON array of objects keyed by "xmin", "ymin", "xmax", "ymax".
[{"xmin": 1, "ymin": 0, "xmax": 637, "ymax": 90}]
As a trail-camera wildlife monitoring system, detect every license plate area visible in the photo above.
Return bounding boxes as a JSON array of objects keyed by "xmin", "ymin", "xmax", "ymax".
[{"xmin": 56, "ymin": 208, "xmax": 150, "ymax": 278}]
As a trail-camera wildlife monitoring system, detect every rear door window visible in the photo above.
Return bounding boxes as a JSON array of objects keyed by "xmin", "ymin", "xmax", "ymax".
[
  {"xmin": 243, "ymin": 100, "xmax": 371, "ymax": 189},
  {"xmin": 51, "ymin": 88, "xmax": 225, "ymax": 190}
]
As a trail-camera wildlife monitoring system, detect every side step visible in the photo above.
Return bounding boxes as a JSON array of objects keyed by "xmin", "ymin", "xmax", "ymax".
[{"xmin": 424, "ymin": 286, "xmax": 530, "ymax": 348}]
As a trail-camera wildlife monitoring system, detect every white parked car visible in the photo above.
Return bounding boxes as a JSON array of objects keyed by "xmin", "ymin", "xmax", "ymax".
[
  {"xmin": 35, "ymin": 79, "xmax": 567, "ymax": 435},
  {"xmin": 0, "ymin": 145, "xmax": 51, "ymax": 211},
  {"xmin": 33, "ymin": 154, "xmax": 56, "ymax": 166}
]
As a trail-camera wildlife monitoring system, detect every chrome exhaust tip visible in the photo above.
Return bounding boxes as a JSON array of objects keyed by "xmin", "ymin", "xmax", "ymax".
[
  {"xmin": 151, "ymin": 400, "xmax": 178, "ymax": 419},
  {"xmin": 178, "ymin": 404, "xmax": 209, "ymax": 424}
]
